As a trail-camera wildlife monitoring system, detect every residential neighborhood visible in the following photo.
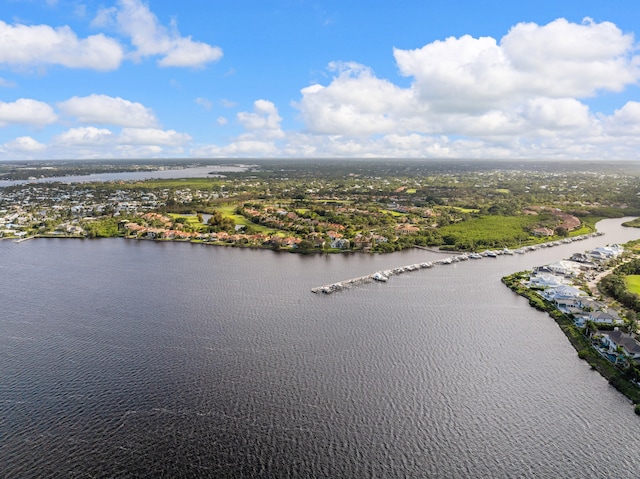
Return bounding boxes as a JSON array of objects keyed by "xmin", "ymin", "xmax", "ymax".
[{"xmin": 507, "ymin": 243, "xmax": 640, "ymax": 394}]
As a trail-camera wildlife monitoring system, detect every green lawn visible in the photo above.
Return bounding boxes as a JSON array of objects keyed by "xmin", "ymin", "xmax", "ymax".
[
  {"xmin": 451, "ymin": 206, "xmax": 480, "ymax": 213},
  {"xmin": 380, "ymin": 209, "xmax": 405, "ymax": 217},
  {"xmin": 216, "ymin": 204, "xmax": 280, "ymax": 235},
  {"xmin": 625, "ymin": 275, "xmax": 640, "ymax": 295}
]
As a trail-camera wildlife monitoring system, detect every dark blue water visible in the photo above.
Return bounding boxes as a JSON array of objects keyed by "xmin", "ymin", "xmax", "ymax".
[{"xmin": 1, "ymin": 218, "xmax": 640, "ymax": 478}]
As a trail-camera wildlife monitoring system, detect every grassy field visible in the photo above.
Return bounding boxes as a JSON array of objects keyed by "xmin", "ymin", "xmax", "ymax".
[
  {"xmin": 216, "ymin": 204, "xmax": 279, "ymax": 235},
  {"xmin": 380, "ymin": 209, "xmax": 405, "ymax": 217},
  {"xmin": 451, "ymin": 206, "xmax": 480, "ymax": 213},
  {"xmin": 167, "ymin": 213, "xmax": 206, "ymax": 230},
  {"xmin": 625, "ymin": 275, "xmax": 640, "ymax": 295},
  {"xmin": 438, "ymin": 215, "xmax": 540, "ymax": 248}
]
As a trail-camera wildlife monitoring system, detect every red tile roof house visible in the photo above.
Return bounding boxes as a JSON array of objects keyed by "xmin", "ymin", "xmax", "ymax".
[{"xmin": 394, "ymin": 224, "xmax": 420, "ymax": 235}]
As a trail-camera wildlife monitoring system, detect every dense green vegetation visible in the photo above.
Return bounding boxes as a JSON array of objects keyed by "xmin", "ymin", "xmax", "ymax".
[
  {"xmin": 3, "ymin": 159, "xmax": 640, "ymax": 252},
  {"xmin": 623, "ymin": 218, "xmax": 640, "ymax": 228},
  {"xmin": 83, "ymin": 217, "xmax": 123, "ymax": 238},
  {"xmin": 438, "ymin": 215, "xmax": 539, "ymax": 250},
  {"xmin": 599, "ymin": 258, "xmax": 640, "ymax": 314}
]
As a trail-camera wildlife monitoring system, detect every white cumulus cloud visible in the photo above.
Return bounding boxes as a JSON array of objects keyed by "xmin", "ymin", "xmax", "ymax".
[
  {"xmin": 0, "ymin": 21, "xmax": 123, "ymax": 71},
  {"xmin": 53, "ymin": 126, "xmax": 115, "ymax": 146},
  {"xmin": 96, "ymin": 0, "xmax": 223, "ymax": 68},
  {"xmin": 58, "ymin": 94, "xmax": 158, "ymax": 128},
  {"xmin": 294, "ymin": 17, "xmax": 640, "ymax": 159},
  {"xmin": 118, "ymin": 128, "xmax": 191, "ymax": 146},
  {"xmin": 393, "ymin": 17, "xmax": 639, "ymax": 112},
  {"xmin": 296, "ymin": 62, "xmax": 414, "ymax": 135},
  {"xmin": 4, "ymin": 136, "xmax": 46, "ymax": 152},
  {"xmin": 193, "ymin": 139, "xmax": 278, "ymax": 157},
  {"xmin": 48, "ymin": 126, "xmax": 191, "ymax": 159},
  {"xmin": 604, "ymin": 101, "xmax": 640, "ymax": 136},
  {"xmin": 0, "ymin": 99, "xmax": 57, "ymax": 127},
  {"xmin": 238, "ymin": 100, "xmax": 283, "ymax": 133}
]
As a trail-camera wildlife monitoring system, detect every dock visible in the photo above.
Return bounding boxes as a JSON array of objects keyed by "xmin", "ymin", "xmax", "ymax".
[
  {"xmin": 311, "ymin": 232, "xmax": 603, "ymax": 294},
  {"xmin": 13, "ymin": 235, "xmax": 35, "ymax": 243},
  {"xmin": 311, "ymin": 260, "xmax": 437, "ymax": 294}
]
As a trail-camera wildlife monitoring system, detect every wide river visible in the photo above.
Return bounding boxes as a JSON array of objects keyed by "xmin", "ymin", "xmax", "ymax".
[{"xmin": 2, "ymin": 218, "xmax": 640, "ymax": 478}]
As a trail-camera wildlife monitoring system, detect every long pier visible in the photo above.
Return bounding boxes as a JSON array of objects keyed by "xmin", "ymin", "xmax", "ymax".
[
  {"xmin": 311, "ymin": 261, "xmax": 435, "ymax": 294},
  {"xmin": 311, "ymin": 232, "xmax": 603, "ymax": 294}
]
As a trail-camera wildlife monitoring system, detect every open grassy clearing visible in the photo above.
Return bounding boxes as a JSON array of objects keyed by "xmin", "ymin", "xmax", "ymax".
[
  {"xmin": 569, "ymin": 225, "xmax": 594, "ymax": 237},
  {"xmin": 451, "ymin": 206, "xmax": 480, "ymax": 213},
  {"xmin": 216, "ymin": 204, "xmax": 245, "ymax": 222},
  {"xmin": 216, "ymin": 204, "xmax": 280, "ymax": 235},
  {"xmin": 624, "ymin": 275, "xmax": 640, "ymax": 295},
  {"xmin": 380, "ymin": 209, "xmax": 405, "ymax": 217}
]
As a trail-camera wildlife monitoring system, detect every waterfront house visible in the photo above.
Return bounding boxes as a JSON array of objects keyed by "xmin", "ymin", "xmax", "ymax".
[
  {"xmin": 554, "ymin": 297, "xmax": 584, "ymax": 311},
  {"xmin": 587, "ymin": 245, "xmax": 624, "ymax": 263},
  {"xmin": 580, "ymin": 297, "xmax": 607, "ymax": 312},
  {"xmin": 534, "ymin": 261, "xmax": 582, "ymax": 277},
  {"xmin": 588, "ymin": 310, "xmax": 623, "ymax": 326},
  {"xmin": 597, "ymin": 329, "xmax": 640, "ymax": 364},
  {"xmin": 540, "ymin": 284, "xmax": 586, "ymax": 302},
  {"xmin": 353, "ymin": 234, "xmax": 373, "ymax": 249},
  {"xmin": 330, "ymin": 238, "xmax": 350, "ymax": 249},
  {"xmin": 570, "ymin": 252, "xmax": 595, "ymax": 265},
  {"xmin": 529, "ymin": 273, "xmax": 569, "ymax": 289}
]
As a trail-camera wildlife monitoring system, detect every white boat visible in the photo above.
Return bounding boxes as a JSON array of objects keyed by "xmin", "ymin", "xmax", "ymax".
[{"xmin": 373, "ymin": 272, "xmax": 388, "ymax": 282}]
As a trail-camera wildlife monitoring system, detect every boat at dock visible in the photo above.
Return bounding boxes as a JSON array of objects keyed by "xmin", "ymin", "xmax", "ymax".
[{"xmin": 311, "ymin": 230, "xmax": 607, "ymax": 294}]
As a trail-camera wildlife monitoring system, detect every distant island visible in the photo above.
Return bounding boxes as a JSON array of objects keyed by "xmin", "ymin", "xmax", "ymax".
[{"xmin": 2, "ymin": 159, "xmax": 640, "ymax": 253}]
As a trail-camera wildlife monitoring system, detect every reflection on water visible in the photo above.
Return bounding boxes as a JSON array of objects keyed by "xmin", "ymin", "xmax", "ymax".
[{"xmin": 1, "ymin": 218, "xmax": 639, "ymax": 477}]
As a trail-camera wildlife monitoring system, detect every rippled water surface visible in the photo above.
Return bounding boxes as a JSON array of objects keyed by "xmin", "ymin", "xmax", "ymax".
[{"xmin": 2, "ymin": 218, "xmax": 640, "ymax": 478}]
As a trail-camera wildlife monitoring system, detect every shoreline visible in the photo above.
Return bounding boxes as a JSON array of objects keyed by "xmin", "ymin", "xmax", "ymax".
[
  {"xmin": 7, "ymin": 230, "xmax": 605, "ymax": 255},
  {"xmin": 502, "ymin": 270, "xmax": 640, "ymax": 414}
]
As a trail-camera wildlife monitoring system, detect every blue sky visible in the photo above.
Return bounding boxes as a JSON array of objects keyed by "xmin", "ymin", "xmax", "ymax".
[{"xmin": 0, "ymin": 0, "xmax": 639, "ymax": 160}]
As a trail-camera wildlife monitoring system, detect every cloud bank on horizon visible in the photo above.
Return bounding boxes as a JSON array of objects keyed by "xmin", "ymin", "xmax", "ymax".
[{"xmin": 0, "ymin": 0, "xmax": 639, "ymax": 160}]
